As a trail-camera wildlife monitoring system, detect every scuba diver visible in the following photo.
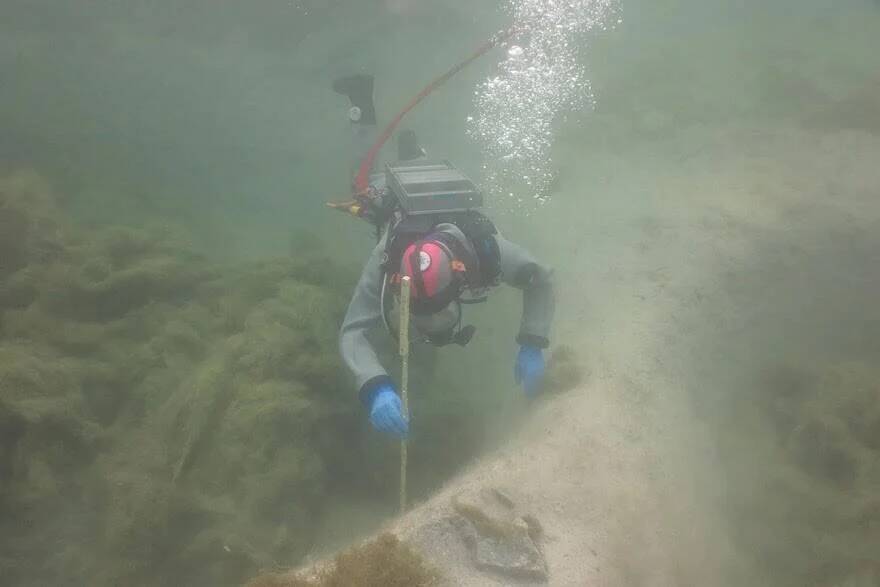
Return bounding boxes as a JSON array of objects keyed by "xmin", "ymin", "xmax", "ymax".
[{"xmin": 333, "ymin": 74, "xmax": 555, "ymax": 440}]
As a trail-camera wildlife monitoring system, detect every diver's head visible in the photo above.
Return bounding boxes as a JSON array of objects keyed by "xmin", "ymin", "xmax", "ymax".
[
  {"xmin": 401, "ymin": 236, "xmax": 460, "ymax": 321},
  {"xmin": 399, "ymin": 233, "xmax": 473, "ymax": 346}
]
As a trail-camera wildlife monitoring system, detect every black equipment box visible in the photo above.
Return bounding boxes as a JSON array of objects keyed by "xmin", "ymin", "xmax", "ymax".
[{"xmin": 386, "ymin": 161, "xmax": 483, "ymax": 215}]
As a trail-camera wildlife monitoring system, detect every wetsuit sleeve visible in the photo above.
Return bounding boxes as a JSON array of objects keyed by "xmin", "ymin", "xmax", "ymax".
[
  {"xmin": 339, "ymin": 240, "xmax": 393, "ymax": 404},
  {"xmin": 496, "ymin": 235, "xmax": 555, "ymax": 349}
]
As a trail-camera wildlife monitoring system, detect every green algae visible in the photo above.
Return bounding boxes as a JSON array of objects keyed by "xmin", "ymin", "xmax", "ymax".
[
  {"xmin": 543, "ymin": 344, "xmax": 584, "ymax": 394},
  {"xmin": 0, "ymin": 171, "xmax": 357, "ymax": 585},
  {"xmin": 246, "ymin": 533, "xmax": 441, "ymax": 587},
  {"xmin": 0, "ymin": 170, "xmax": 495, "ymax": 586},
  {"xmin": 719, "ymin": 359, "xmax": 880, "ymax": 586}
]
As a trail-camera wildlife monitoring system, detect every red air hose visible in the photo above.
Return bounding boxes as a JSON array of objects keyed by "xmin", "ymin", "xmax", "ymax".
[{"xmin": 353, "ymin": 28, "xmax": 515, "ymax": 195}]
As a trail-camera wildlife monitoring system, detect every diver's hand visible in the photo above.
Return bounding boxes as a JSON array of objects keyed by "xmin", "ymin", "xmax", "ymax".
[
  {"xmin": 369, "ymin": 385, "xmax": 409, "ymax": 439},
  {"xmin": 515, "ymin": 345, "xmax": 545, "ymax": 398}
]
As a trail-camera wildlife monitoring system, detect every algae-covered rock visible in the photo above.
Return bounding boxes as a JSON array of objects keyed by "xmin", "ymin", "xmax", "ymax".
[
  {"xmin": 726, "ymin": 360, "xmax": 880, "ymax": 586},
  {"xmin": 40, "ymin": 225, "xmax": 215, "ymax": 322},
  {"xmin": 0, "ymin": 170, "xmax": 68, "ymax": 280},
  {"xmin": 246, "ymin": 532, "xmax": 441, "ymax": 587},
  {"xmin": 0, "ymin": 171, "xmax": 361, "ymax": 586},
  {"xmin": 0, "ymin": 171, "xmax": 491, "ymax": 587},
  {"xmin": 86, "ymin": 263, "xmax": 355, "ymax": 585},
  {"xmin": 323, "ymin": 532, "xmax": 441, "ymax": 587}
]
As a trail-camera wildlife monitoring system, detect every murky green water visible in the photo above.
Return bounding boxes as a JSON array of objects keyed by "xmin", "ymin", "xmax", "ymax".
[{"xmin": 1, "ymin": 1, "xmax": 878, "ymax": 585}]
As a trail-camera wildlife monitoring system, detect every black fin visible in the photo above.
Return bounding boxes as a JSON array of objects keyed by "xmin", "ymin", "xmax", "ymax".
[
  {"xmin": 397, "ymin": 129, "xmax": 426, "ymax": 161},
  {"xmin": 332, "ymin": 74, "xmax": 376, "ymax": 124}
]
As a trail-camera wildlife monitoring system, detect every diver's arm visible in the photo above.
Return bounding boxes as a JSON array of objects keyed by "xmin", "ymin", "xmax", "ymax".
[
  {"xmin": 339, "ymin": 240, "xmax": 393, "ymax": 403},
  {"xmin": 496, "ymin": 235, "xmax": 555, "ymax": 348}
]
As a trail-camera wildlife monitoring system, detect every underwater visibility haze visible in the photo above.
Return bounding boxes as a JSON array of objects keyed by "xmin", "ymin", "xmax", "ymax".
[{"xmin": 1, "ymin": 0, "xmax": 879, "ymax": 585}]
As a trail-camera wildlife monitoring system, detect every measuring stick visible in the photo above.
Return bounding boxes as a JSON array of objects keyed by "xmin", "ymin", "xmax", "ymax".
[{"xmin": 398, "ymin": 276, "xmax": 412, "ymax": 514}]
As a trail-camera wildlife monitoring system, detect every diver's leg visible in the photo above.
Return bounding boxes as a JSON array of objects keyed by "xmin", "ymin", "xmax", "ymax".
[
  {"xmin": 333, "ymin": 74, "xmax": 379, "ymax": 178},
  {"xmin": 397, "ymin": 128, "xmax": 427, "ymax": 162},
  {"xmin": 332, "ymin": 74, "xmax": 427, "ymax": 179},
  {"xmin": 333, "ymin": 74, "xmax": 376, "ymax": 124}
]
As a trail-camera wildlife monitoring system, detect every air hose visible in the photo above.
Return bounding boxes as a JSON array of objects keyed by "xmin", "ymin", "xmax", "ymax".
[{"xmin": 352, "ymin": 27, "xmax": 516, "ymax": 196}]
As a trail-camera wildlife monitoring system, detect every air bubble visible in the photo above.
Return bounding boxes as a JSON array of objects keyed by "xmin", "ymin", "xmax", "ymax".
[{"xmin": 468, "ymin": 0, "xmax": 620, "ymax": 213}]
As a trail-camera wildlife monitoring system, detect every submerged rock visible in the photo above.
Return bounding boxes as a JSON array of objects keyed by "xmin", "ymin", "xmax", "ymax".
[
  {"xmin": 451, "ymin": 487, "xmax": 548, "ymax": 582},
  {"xmin": 246, "ymin": 532, "xmax": 441, "ymax": 587}
]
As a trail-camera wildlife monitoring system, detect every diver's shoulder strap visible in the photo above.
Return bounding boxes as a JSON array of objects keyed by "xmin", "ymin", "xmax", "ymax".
[{"xmin": 455, "ymin": 211, "xmax": 501, "ymax": 287}]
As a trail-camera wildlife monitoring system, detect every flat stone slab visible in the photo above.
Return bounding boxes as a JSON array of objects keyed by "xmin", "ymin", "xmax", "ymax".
[{"xmin": 451, "ymin": 487, "xmax": 548, "ymax": 582}]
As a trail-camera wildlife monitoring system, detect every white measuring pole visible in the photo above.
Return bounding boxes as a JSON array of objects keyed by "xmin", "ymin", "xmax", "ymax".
[{"xmin": 398, "ymin": 276, "xmax": 412, "ymax": 514}]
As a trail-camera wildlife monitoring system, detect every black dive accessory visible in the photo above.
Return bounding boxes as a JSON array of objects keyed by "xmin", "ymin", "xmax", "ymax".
[
  {"xmin": 397, "ymin": 129, "xmax": 426, "ymax": 161},
  {"xmin": 332, "ymin": 74, "xmax": 377, "ymax": 125},
  {"xmin": 385, "ymin": 160, "xmax": 483, "ymax": 214}
]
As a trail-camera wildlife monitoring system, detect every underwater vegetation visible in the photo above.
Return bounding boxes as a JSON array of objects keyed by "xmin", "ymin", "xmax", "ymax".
[
  {"xmin": 0, "ymin": 169, "xmax": 499, "ymax": 586},
  {"xmin": 0, "ymin": 169, "xmax": 367, "ymax": 586},
  {"xmin": 245, "ymin": 532, "xmax": 440, "ymax": 587},
  {"xmin": 721, "ymin": 360, "xmax": 880, "ymax": 586},
  {"xmin": 543, "ymin": 345, "xmax": 584, "ymax": 394}
]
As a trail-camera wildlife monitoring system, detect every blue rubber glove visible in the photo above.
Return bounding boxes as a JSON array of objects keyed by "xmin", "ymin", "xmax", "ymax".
[
  {"xmin": 369, "ymin": 385, "xmax": 409, "ymax": 439},
  {"xmin": 515, "ymin": 345, "xmax": 545, "ymax": 398}
]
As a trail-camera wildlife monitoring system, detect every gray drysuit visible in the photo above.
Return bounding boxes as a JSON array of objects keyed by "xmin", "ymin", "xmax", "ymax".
[{"xmin": 339, "ymin": 224, "xmax": 555, "ymax": 403}]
